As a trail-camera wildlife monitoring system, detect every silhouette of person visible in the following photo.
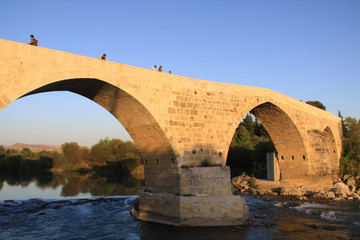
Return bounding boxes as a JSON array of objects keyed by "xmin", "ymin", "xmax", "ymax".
[
  {"xmin": 168, "ymin": 71, "xmax": 172, "ymax": 74},
  {"xmin": 152, "ymin": 65, "xmax": 157, "ymax": 70},
  {"xmin": 100, "ymin": 54, "xmax": 107, "ymax": 60},
  {"xmin": 158, "ymin": 66, "xmax": 163, "ymax": 72},
  {"xmin": 28, "ymin": 35, "xmax": 38, "ymax": 46}
]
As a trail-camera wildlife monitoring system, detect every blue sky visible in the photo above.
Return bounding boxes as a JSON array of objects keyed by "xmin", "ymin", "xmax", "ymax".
[{"xmin": 0, "ymin": 0, "xmax": 359, "ymax": 147}]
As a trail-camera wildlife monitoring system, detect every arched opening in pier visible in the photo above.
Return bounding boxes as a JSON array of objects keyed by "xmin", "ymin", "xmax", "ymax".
[
  {"xmin": 323, "ymin": 127, "xmax": 339, "ymax": 175},
  {"xmin": 226, "ymin": 102, "xmax": 309, "ymax": 181},
  {"xmin": 226, "ymin": 113, "xmax": 274, "ymax": 179}
]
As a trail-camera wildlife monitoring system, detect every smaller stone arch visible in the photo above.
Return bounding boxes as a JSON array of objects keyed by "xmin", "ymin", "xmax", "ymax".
[
  {"xmin": 324, "ymin": 127, "xmax": 340, "ymax": 176},
  {"xmin": 225, "ymin": 101, "xmax": 310, "ymax": 180},
  {"xmin": 250, "ymin": 102, "xmax": 310, "ymax": 179},
  {"xmin": 307, "ymin": 126, "xmax": 339, "ymax": 177}
]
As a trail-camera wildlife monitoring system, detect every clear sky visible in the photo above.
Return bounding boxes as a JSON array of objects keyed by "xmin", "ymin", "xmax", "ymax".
[{"xmin": 0, "ymin": 0, "xmax": 359, "ymax": 147}]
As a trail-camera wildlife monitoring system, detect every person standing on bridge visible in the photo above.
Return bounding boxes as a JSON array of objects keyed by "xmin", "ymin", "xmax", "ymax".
[
  {"xmin": 99, "ymin": 54, "xmax": 106, "ymax": 60},
  {"xmin": 28, "ymin": 35, "xmax": 38, "ymax": 46}
]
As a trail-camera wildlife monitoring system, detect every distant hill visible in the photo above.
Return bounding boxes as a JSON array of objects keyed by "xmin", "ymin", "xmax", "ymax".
[{"xmin": 8, "ymin": 143, "xmax": 62, "ymax": 153}]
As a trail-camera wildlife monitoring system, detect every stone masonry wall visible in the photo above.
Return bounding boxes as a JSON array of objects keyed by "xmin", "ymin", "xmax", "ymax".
[
  {"xmin": 179, "ymin": 166, "xmax": 232, "ymax": 195},
  {"xmin": 138, "ymin": 166, "xmax": 249, "ymax": 226}
]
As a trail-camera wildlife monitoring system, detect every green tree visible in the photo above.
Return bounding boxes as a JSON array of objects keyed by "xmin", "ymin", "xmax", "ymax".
[
  {"xmin": 254, "ymin": 120, "xmax": 269, "ymax": 138},
  {"xmin": 62, "ymin": 142, "xmax": 82, "ymax": 168},
  {"xmin": 338, "ymin": 111, "xmax": 348, "ymax": 138},
  {"xmin": 114, "ymin": 140, "xmax": 140, "ymax": 160},
  {"xmin": 0, "ymin": 145, "xmax": 6, "ymax": 155},
  {"xmin": 227, "ymin": 113, "xmax": 274, "ymax": 178},
  {"xmin": 89, "ymin": 138, "xmax": 117, "ymax": 165},
  {"xmin": 20, "ymin": 147, "xmax": 34, "ymax": 159},
  {"xmin": 89, "ymin": 138, "xmax": 140, "ymax": 165},
  {"xmin": 80, "ymin": 147, "xmax": 90, "ymax": 162},
  {"xmin": 340, "ymin": 117, "xmax": 360, "ymax": 178},
  {"xmin": 306, "ymin": 100, "xmax": 326, "ymax": 110},
  {"xmin": 38, "ymin": 156, "xmax": 53, "ymax": 170},
  {"xmin": 231, "ymin": 125, "xmax": 254, "ymax": 149},
  {"xmin": 37, "ymin": 150, "xmax": 64, "ymax": 170},
  {"xmin": 242, "ymin": 114, "xmax": 255, "ymax": 137}
]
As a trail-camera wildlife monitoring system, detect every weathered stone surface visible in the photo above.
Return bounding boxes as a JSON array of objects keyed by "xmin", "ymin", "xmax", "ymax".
[
  {"xmin": 180, "ymin": 166, "xmax": 232, "ymax": 195},
  {"xmin": 138, "ymin": 191, "xmax": 249, "ymax": 226},
  {"xmin": 333, "ymin": 182, "xmax": 351, "ymax": 198}
]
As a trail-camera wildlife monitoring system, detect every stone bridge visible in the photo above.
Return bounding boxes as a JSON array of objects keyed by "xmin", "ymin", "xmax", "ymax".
[{"xmin": 0, "ymin": 39, "xmax": 342, "ymax": 226}]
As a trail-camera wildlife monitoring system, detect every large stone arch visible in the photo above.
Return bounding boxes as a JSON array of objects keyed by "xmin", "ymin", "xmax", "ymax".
[
  {"xmin": 21, "ymin": 78, "xmax": 178, "ymax": 171},
  {"xmin": 225, "ymin": 101, "xmax": 309, "ymax": 180}
]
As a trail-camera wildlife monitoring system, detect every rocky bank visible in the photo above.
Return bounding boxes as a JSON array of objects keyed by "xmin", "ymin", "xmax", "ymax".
[{"xmin": 232, "ymin": 174, "xmax": 360, "ymax": 201}]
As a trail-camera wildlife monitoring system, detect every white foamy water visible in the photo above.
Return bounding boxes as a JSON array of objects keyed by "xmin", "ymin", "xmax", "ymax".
[
  {"xmin": 273, "ymin": 201, "xmax": 287, "ymax": 207},
  {"xmin": 321, "ymin": 210, "xmax": 337, "ymax": 220},
  {"xmin": 294, "ymin": 202, "xmax": 333, "ymax": 209}
]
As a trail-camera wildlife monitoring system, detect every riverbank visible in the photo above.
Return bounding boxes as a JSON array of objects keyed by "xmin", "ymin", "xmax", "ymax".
[{"xmin": 232, "ymin": 174, "xmax": 360, "ymax": 201}]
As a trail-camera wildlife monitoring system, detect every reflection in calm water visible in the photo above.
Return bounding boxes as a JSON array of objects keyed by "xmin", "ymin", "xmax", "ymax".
[{"xmin": 0, "ymin": 170, "xmax": 141, "ymax": 200}]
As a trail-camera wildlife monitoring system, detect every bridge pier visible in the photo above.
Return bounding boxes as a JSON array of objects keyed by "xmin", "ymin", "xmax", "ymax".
[{"xmin": 135, "ymin": 166, "xmax": 249, "ymax": 226}]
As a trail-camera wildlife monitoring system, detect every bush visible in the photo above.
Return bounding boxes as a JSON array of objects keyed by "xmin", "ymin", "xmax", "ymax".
[
  {"xmin": 89, "ymin": 138, "xmax": 141, "ymax": 165},
  {"xmin": 340, "ymin": 117, "xmax": 360, "ymax": 178},
  {"xmin": 248, "ymin": 176, "xmax": 259, "ymax": 189},
  {"xmin": 19, "ymin": 159, "xmax": 37, "ymax": 172},
  {"xmin": 38, "ymin": 156, "xmax": 53, "ymax": 171},
  {"xmin": 6, "ymin": 155, "xmax": 22, "ymax": 171},
  {"xmin": 0, "ymin": 145, "xmax": 6, "ymax": 155},
  {"xmin": 20, "ymin": 147, "xmax": 34, "ymax": 159},
  {"xmin": 340, "ymin": 157, "xmax": 359, "ymax": 177}
]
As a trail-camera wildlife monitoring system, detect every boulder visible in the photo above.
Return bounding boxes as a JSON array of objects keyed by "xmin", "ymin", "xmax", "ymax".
[
  {"xmin": 345, "ymin": 177, "xmax": 356, "ymax": 187},
  {"xmin": 333, "ymin": 182, "xmax": 351, "ymax": 198},
  {"xmin": 344, "ymin": 177, "xmax": 357, "ymax": 193},
  {"xmin": 231, "ymin": 175, "xmax": 253, "ymax": 191},
  {"xmin": 257, "ymin": 189, "xmax": 278, "ymax": 196},
  {"xmin": 313, "ymin": 191, "xmax": 335, "ymax": 199},
  {"xmin": 295, "ymin": 196, "xmax": 307, "ymax": 200},
  {"xmin": 279, "ymin": 187, "xmax": 305, "ymax": 196}
]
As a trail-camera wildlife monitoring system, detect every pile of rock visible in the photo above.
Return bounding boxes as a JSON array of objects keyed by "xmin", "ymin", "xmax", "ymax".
[
  {"xmin": 231, "ymin": 174, "xmax": 360, "ymax": 200},
  {"xmin": 231, "ymin": 174, "xmax": 253, "ymax": 192}
]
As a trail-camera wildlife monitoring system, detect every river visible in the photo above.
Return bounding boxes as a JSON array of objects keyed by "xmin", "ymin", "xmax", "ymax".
[{"xmin": 0, "ymin": 174, "xmax": 359, "ymax": 240}]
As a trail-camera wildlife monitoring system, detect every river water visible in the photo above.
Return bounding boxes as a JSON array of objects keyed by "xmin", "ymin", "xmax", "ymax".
[{"xmin": 1, "ymin": 176, "xmax": 360, "ymax": 240}]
